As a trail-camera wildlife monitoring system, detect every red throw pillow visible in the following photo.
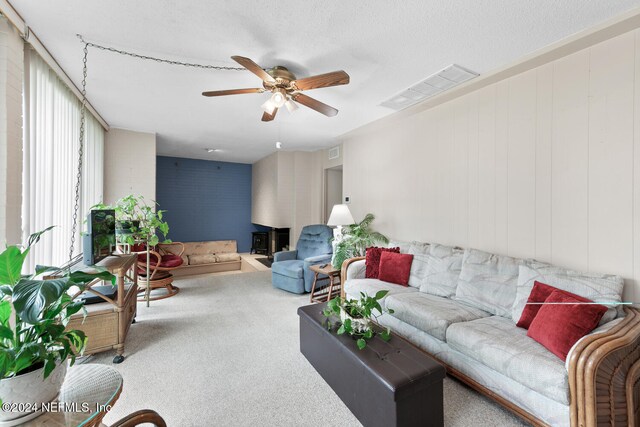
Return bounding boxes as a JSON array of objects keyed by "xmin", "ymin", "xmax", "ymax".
[
  {"xmin": 365, "ymin": 247, "xmax": 400, "ymax": 279},
  {"xmin": 527, "ymin": 290, "xmax": 607, "ymax": 361},
  {"xmin": 378, "ymin": 251, "xmax": 414, "ymax": 286},
  {"xmin": 517, "ymin": 281, "xmax": 598, "ymax": 329}
]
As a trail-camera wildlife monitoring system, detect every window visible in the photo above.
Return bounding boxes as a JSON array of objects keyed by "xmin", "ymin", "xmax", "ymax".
[{"xmin": 22, "ymin": 47, "xmax": 104, "ymax": 269}]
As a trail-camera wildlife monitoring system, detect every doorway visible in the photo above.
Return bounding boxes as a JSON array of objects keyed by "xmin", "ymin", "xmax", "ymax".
[{"xmin": 324, "ymin": 166, "xmax": 343, "ymax": 222}]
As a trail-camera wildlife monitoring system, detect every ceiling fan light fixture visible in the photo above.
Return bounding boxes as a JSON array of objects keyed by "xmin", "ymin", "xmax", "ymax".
[
  {"xmin": 284, "ymin": 99, "xmax": 298, "ymax": 113},
  {"xmin": 261, "ymin": 99, "xmax": 276, "ymax": 115},
  {"xmin": 271, "ymin": 90, "xmax": 286, "ymax": 108}
]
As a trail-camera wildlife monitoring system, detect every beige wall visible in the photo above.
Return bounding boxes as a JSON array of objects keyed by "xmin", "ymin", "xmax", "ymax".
[
  {"xmin": 0, "ymin": 18, "xmax": 23, "ymax": 245},
  {"xmin": 343, "ymin": 29, "xmax": 640, "ymax": 304},
  {"xmin": 251, "ymin": 151, "xmax": 291, "ymax": 229},
  {"xmin": 252, "ymin": 150, "xmax": 323, "ymax": 247},
  {"xmin": 104, "ymin": 128, "xmax": 156, "ymax": 204}
]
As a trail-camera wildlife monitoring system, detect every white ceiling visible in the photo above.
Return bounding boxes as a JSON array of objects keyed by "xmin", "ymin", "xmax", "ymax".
[{"xmin": 10, "ymin": 0, "xmax": 640, "ymax": 163}]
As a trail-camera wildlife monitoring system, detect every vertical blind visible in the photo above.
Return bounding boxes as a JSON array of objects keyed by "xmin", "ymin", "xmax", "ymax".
[{"xmin": 22, "ymin": 48, "xmax": 104, "ymax": 270}]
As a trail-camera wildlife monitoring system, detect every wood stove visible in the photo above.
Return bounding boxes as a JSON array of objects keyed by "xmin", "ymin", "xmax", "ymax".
[{"xmin": 251, "ymin": 228, "xmax": 290, "ymax": 258}]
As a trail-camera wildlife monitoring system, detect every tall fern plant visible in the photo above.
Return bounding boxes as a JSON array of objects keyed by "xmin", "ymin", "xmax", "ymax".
[{"xmin": 332, "ymin": 213, "xmax": 388, "ymax": 270}]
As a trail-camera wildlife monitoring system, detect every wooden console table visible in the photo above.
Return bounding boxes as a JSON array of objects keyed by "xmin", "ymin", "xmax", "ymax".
[{"xmin": 67, "ymin": 254, "xmax": 138, "ymax": 364}]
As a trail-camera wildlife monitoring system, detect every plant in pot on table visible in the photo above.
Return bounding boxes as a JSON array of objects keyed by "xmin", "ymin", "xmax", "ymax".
[
  {"xmin": 323, "ymin": 290, "xmax": 394, "ymax": 350},
  {"xmin": 0, "ymin": 227, "xmax": 115, "ymax": 424},
  {"xmin": 92, "ymin": 195, "xmax": 171, "ymax": 305}
]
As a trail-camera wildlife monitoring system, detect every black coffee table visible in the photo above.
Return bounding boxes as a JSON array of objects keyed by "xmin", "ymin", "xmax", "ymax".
[{"xmin": 298, "ymin": 302, "xmax": 446, "ymax": 427}]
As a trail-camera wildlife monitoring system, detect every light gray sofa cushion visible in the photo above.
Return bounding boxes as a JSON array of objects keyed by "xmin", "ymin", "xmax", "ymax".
[
  {"xmin": 511, "ymin": 262, "xmax": 625, "ymax": 325},
  {"xmin": 344, "ymin": 278, "xmax": 418, "ymax": 302},
  {"xmin": 405, "ymin": 241, "xmax": 433, "ymax": 288},
  {"xmin": 387, "ymin": 240, "xmax": 413, "ymax": 253},
  {"xmin": 408, "ymin": 241, "xmax": 430, "ymax": 255},
  {"xmin": 454, "ymin": 248, "xmax": 522, "ymax": 317},
  {"xmin": 415, "ymin": 244, "xmax": 464, "ymax": 297},
  {"xmin": 446, "ymin": 316, "xmax": 569, "ymax": 405},
  {"xmin": 385, "ymin": 292, "xmax": 490, "ymax": 341}
]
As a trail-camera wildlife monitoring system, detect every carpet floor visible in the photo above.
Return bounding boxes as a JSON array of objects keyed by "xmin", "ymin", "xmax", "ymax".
[{"xmin": 92, "ymin": 271, "xmax": 529, "ymax": 427}]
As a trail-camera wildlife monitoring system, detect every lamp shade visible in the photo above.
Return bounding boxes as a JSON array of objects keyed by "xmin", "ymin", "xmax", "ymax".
[{"xmin": 327, "ymin": 204, "xmax": 355, "ymax": 226}]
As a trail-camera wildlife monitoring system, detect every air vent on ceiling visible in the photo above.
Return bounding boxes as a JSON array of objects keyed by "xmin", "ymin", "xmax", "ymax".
[{"xmin": 380, "ymin": 64, "xmax": 478, "ymax": 111}]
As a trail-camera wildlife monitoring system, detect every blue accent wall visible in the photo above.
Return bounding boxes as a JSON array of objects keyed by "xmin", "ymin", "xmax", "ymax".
[{"xmin": 156, "ymin": 156, "xmax": 259, "ymax": 253}]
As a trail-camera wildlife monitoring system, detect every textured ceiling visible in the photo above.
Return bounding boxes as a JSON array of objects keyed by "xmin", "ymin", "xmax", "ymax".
[{"xmin": 9, "ymin": 0, "xmax": 640, "ymax": 163}]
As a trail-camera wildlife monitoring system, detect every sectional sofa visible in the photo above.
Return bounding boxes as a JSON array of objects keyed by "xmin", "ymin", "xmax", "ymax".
[{"xmin": 341, "ymin": 241, "xmax": 640, "ymax": 427}]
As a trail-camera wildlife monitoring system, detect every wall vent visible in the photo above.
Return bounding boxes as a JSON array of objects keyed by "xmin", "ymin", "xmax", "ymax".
[
  {"xmin": 328, "ymin": 146, "xmax": 340, "ymax": 160},
  {"xmin": 380, "ymin": 64, "xmax": 478, "ymax": 111}
]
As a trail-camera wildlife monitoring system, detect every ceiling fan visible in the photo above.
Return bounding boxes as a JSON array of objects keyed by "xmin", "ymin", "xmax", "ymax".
[{"xmin": 202, "ymin": 56, "xmax": 350, "ymax": 122}]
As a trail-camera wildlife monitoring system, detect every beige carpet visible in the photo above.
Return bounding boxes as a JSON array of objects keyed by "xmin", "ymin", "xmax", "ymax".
[{"xmin": 90, "ymin": 271, "xmax": 529, "ymax": 426}]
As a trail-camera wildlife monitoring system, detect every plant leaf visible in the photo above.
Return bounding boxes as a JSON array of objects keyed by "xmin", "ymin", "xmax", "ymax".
[
  {"xmin": 43, "ymin": 355, "xmax": 56, "ymax": 379},
  {"xmin": 26, "ymin": 226, "xmax": 55, "ymax": 249},
  {"xmin": 356, "ymin": 338, "xmax": 367, "ymax": 350},
  {"xmin": 374, "ymin": 290, "xmax": 389, "ymax": 300},
  {"xmin": 0, "ymin": 300, "xmax": 11, "ymax": 325},
  {"xmin": 12, "ymin": 278, "xmax": 70, "ymax": 324},
  {"xmin": 34, "ymin": 265, "xmax": 60, "ymax": 277},
  {"xmin": 68, "ymin": 270, "xmax": 116, "ymax": 286},
  {"xmin": 0, "ymin": 325, "xmax": 13, "ymax": 340},
  {"xmin": 0, "ymin": 246, "xmax": 27, "ymax": 286}
]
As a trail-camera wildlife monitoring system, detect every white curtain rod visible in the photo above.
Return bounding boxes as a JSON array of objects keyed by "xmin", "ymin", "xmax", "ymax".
[{"xmin": 0, "ymin": 0, "xmax": 110, "ymax": 130}]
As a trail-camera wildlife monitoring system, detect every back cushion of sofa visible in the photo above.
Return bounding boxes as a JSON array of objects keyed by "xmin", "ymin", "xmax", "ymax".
[
  {"xmin": 454, "ymin": 248, "xmax": 522, "ymax": 317},
  {"xmin": 414, "ymin": 244, "xmax": 463, "ymax": 297},
  {"xmin": 183, "ymin": 240, "xmax": 238, "ymax": 255},
  {"xmin": 388, "ymin": 240, "xmax": 413, "ymax": 253},
  {"xmin": 511, "ymin": 261, "xmax": 624, "ymax": 325},
  {"xmin": 188, "ymin": 253, "xmax": 217, "ymax": 265}
]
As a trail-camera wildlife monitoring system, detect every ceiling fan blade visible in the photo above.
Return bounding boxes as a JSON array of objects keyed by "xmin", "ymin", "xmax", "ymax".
[
  {"xmin": 292, "ymin": 94, "xmax": 338, "ymax": 117},
  {"xmin": 231, "ymin": 56, "xmax": 275, "ymax": 83},
  {"xmin": 202, "ymin": 88, "xmax": 263, "ymax": 97},
  {"xmin": 292, "ymin": 70, "xmax": 349, "ymax": 91},
  {"xmin": 262, "ymin": 107, "xmax": 278, "ymax": 122}
]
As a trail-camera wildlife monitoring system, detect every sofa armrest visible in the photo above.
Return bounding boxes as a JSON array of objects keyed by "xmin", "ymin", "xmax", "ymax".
[
  {"xmin": 340, "ymin": 257, "xmax": 366, "ymax": 298},
  {"xmin": 274, "ymin": 250, "xmax": 297, "ymax": 262},
  {"xmin": 568, "ymin": 306, "xmax": 640, "ymax": 426},
  {"xmin": 303, "ymin": 254, "xmax": 332, "ymax": 265}
]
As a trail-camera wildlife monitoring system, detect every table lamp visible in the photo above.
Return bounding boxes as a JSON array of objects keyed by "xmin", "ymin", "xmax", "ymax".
[{"xmin": 327, "ymin": 204, "xmax": 355, "ymax": 267}]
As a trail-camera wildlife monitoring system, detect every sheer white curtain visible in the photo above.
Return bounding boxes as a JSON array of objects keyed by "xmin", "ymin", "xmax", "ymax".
[{"xmin": 22, "ymin": 48, "xmax": 104, "ymax": 269}]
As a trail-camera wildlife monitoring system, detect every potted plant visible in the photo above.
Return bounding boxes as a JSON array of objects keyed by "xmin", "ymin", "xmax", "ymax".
[
  {"xmin": 92, "ymin": 195, "xmax": 171, "ymax": 306},
  {"xmin": 0, "ymin": 228, "xmax": 115, "ymax": 424},
  {"xmin": 91, "ymin": 194, "xmax": 170, "ymax": 247},
  {"xmin": 323, "ymin": 290, "xmax": 394, "ymax": 349},
  {"xmin": 332, "ymin": 213, "xmax": 388, "ymax": 270}
]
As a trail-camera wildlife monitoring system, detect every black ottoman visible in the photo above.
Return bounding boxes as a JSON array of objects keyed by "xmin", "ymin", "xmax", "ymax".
[{"xmin": 298, "ymin": 302, "xmax": 446, "ymax": 427}]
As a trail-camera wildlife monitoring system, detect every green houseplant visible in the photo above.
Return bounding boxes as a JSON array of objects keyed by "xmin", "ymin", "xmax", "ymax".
[
  {"xmin": 323, "ymin": 290, "xmax": 394, "ymax": 349},
  {"xmin": 332, "ymin": 213, "xmax": 388, "ymax": 270},
  {"xmin": 91, "ymin": 194, "xmax": 170, "ymax": 247},
  {"xmin": 0, "ymin": 227, "xmax": 115, "ymax": 423}
]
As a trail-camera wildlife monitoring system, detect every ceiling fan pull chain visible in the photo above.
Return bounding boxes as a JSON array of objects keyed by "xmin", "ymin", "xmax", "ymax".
[{"xmin": 68, "ymin": 42, "xmax": 89, "ymax": 267}]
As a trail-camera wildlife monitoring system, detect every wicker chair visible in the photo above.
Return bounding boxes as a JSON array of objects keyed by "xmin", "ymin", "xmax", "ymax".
[{"xmin": 135, "ymin": 242, "xmax": 185, "ymax": 301}]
